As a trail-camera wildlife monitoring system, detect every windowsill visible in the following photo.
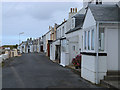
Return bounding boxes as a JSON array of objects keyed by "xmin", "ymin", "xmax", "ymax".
[{"xmin": 81, "ymin": 52, "xmax": 107, "ymax": 56}]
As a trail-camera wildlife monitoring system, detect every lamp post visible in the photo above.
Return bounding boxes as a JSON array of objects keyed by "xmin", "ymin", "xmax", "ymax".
[{"xmin": 19, "ymin": 32, "xmax": 24, "ymax": 50}]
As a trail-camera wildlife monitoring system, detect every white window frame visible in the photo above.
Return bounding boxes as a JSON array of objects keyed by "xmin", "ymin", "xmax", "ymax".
[
  {"xmin": 84, "ymin": 31, "xmax": 87, "ymax": 50},
  {"xmin": 91, "ymin": 29, "xmax": 95, "ymax": 50},
  {"xmin": 88, "ymin": 31, "xmax": 91, "ymax": 50},
  {"xmin": 99, "ymin": 27, "xmax": 105, "ymax": 51},
  {"xmin": 62, "ymin": 26, "xmax": 64, "ymax": 37}
]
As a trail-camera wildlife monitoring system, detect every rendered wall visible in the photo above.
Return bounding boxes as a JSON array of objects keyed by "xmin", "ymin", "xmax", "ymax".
[{"xmin": 81, "ymin": 55, "xmax": 107, "ymax": 83}]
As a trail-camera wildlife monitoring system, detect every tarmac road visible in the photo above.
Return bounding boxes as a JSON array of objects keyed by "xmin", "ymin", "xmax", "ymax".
[{"xmin": 2, "ymin": 53, "xmax": 103, "ymax": 88}]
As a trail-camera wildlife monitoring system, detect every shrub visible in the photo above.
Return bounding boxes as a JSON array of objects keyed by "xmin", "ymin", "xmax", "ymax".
[{"xmin": 72, "ymin": 54, "xmax": 81, "ymax": 67}]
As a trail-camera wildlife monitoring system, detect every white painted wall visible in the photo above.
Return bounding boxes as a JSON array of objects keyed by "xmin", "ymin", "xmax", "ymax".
[
  {"xmin": 66, "ymin": 30, "xmax": 82, "ymax": 65},
  {"xmin": 83, "ymin": 8, "xmax": 96, "ymax": 29},
  {"xmin": 50, "ymin": 40, "xmax": 60, "ymax": 61},
  {"xmin": 81, "ymin": 55, "xmax": 107, "ymax": 83},
  {"xmin": 50, "ymin": 43, "xmax": 56, "ymax": 61},
  {"xmin": 106, "ymin": 28, "xmax": 119, "ymax": 70}
]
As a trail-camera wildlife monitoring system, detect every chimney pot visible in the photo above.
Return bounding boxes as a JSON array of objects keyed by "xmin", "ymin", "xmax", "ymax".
[
  {"xmin": 70, "ymin": 8, "xmax": 72, "ymax": 13},
  {"xmin": 64, "ymin": 19, "xmax": 65, "ymax": 22},
  {"xmin": 75, "ymin": 8, "xmax": 77, "ymax": 13},
  {"xmin": 73, "ymin": 8, "xmax": 75, "ymax": 13}
]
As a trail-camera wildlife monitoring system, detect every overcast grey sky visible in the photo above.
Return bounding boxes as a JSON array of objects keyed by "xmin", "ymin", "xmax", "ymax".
[{"xmin": 2, "ymin": 2, "xmax": 83, "ymax": 45}]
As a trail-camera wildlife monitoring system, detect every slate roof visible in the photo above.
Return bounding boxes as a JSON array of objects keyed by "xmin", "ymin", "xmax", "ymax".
[
  {"xmin": 66, "ymin": 14, "xmax": 85, "ymax": 34},
  {"xmin": 89, "ymin": 4, "xmax": 120, "ymax": 22}
]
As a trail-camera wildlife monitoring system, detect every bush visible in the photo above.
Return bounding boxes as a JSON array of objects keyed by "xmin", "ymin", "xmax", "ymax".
[{"xmin": 72, "ymin": 54, "xmax": 81, "ymax": 67}]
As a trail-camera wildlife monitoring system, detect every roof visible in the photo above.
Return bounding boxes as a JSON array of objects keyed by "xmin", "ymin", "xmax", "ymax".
[
  {"xmin": 66, "ymin": 25, "xmax": 82, "ymax": 34},
  {"xmin": 72, "ymin": 14, "xmax": 85, "ymax": 19},
  {"xmin": 66, "ymin": 14, "xmax": 85, "ymax": 34},
  {"xmin": 56, "ymin": 20, "xmax": 67, "ymax": 29},
  {"xmin": 89, "ymin": 4, "xmax": 120, "ymax": 22}
]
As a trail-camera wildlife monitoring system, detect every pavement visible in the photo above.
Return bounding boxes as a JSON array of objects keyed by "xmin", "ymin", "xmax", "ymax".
[{"xmin": 2, "ymin": 53, "xmax": 104, "ymax": 88}]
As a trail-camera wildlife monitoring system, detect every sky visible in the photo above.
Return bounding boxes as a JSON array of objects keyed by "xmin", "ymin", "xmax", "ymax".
[{"xmin": 2, "ymin": 2, "xmax": 83, "ymax": 45}]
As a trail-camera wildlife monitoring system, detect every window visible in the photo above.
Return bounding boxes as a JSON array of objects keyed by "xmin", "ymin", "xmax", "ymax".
[
  {"xmin": 60, "ymin": 28, "xmax": 61, "ymax": 38},
  {"xmin": 84, "ymin": 31, "xmax": 87, "ymax": 50},
  {"xmin": 88, "ymin": 31, "xmax": 90, "ymax": 50},
  {"xmin": 99, "ymin": 27, "xmax": 105, "ymax": 51},
  {"xmin": 62, "ymin": 26, "xmax": 64, "ymax": 37},
  {"xmin": 73, "ymin": 46, "xmax": 75, "ymax": 51},
  {"xmin": 61, "ymin": 40, "xmax": 66, "ymax": 52},
  {"xmin": 91, "ymin": 30, "xmax": 95, "ymax": 50},
  {"xmin": 72, "ymin": 19, "xmax": 74, "ymax": 28}
]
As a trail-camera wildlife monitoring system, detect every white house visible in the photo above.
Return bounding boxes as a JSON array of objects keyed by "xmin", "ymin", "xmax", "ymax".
[
  {"xmin": 50, "ymin": 21, "xmax": 67, "ymax": 63},
  {"xmin": 42, "ymin": 31, "xmax": 51, "ymax": 54},
  {"xmin": 20, "ymin": 41, "xmax": 26, "ymax": 53},
  {"xmin": 42, "ymin": 34, "xmax": 46, "ymax": 53},
  {"xmin": 81, "ymin": 3, "xmax": 120, "ymax": 84},
  {"xmin": 66, "ymin": 14, "xmax": 85, "ymax": 66}
]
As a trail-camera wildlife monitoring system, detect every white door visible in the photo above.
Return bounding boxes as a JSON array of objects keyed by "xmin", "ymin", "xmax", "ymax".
[{"xmin": 107, "ymin": 29, "xmax": 118, "ymax": 71}]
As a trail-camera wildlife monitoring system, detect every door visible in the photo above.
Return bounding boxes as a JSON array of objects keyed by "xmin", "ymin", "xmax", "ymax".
[
  {"xmin": 47, "ymin": 44, "xmax": 50, "ymax": 57},
  {"xmin": 107, "ymin": 29, "xmax": 118, "ymax": 71},
  {"xmin": 41, "ymin": 46, "xmax": 43, "ymax": 52}
]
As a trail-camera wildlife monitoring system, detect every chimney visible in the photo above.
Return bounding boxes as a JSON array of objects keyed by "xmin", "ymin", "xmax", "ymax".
[
  {"xmin": 70, "ymin": 8, "xmax": 72, "ymax": 13},
  {"xmin": 73, "ymin": 8, "xmax": 75, "ymax": 13},
  {"xmin": 75, "ymin": 8, "xmax": 77, "ymax": 13},
  {"xmin": 64, "ymin": 19, "xmax": 66, "ymax": 22}
]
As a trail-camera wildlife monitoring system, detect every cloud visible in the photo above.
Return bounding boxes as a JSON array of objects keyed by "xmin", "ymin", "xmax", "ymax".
[
  {"xmin": 2, "ymin": 2, "xmax": 83, "ymax": 45},
  {"xmin": 3, "ymin": 2, "xmax": 82, "ymax": 20}
]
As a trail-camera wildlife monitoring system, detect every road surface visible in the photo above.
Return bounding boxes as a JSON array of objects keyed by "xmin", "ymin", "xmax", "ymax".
[{"xmin": 2, "ymin": 53, "xmax": 103, "ymax": 88}]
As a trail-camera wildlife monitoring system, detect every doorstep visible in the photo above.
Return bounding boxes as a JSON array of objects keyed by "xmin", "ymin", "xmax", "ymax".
[{"xmin": 66, "ymin": 65, "xmax": 81, "ymax": 76}]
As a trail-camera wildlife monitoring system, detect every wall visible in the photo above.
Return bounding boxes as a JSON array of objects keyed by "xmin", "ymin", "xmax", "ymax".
[
  {"xmin": 50, "ymin": 40, "xmax": 60, "ymax": 61},
  {"xmin": 106, "ymin": 28, "xmax": 119, "ymax": 70},
  {"xmin": 66, "ymin": 30, "xmax": 82, "ymax": 65},
  {"xmin": 83, "ymin": 8, "xmax": 96, "ymax": 29},
  {"xmin": 81, "ymin": 55, "xmax": 107, "ymax": 83}
]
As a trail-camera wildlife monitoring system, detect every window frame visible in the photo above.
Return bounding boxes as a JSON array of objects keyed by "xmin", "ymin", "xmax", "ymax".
[
  {"xmin": 91, "ymin": 29, "xmax": 95, "ymax": 50},
  {"xmin": 99, "ymin": 27, "xmax": 105, "ymax": 51}
]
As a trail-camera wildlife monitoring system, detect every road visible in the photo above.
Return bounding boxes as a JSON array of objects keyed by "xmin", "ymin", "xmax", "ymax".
[{"xmin": 2, "ymin": 53, "xmax": 103, "ymax": 88}]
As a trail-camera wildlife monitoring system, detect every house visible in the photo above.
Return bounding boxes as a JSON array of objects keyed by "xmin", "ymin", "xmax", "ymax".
[
  {"xmin": 49, "ymin": 24, "xmax": 58, "ymax": 58},
  {"xmin": 45, "ymin": 31, "xmax": 51, "ymax": 56},
  {"xmin": 42, "ymin": 30, "xmax": 51, "ymax": 55},
  {"xmin": 40, "ymin": 37, "xmax": 44, "ymax": 52},
  {"xmin": 58, "ymin": 19, "xmax": 67, "ymax": 66},
  {"xmin": 65, "ymin": 13, "xmax": 85, "ymax": 66},
  {"xmin": 20, "ymin": 41, "xmax": 26, "ymax": 53},
  {"xmin": 50, "ymin": 20, "xmax": 67, "ymax": 64},
  {"xmin": 36, "ymin": 37, "xmax": 42, "ymax": 53},
  {"xmin": 33, "ymin": 39, "xmax": 38, "ymax": 53},
  {"xmin": 42, "ymin": 34, "xmax": 46, "ymax": 53},
  {"xmin": 81, "ymin": 2, "xmax": 120, "ymax": 84}
]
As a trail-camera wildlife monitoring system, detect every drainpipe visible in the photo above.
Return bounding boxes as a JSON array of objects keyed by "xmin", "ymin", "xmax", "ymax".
[{"xmin": 96, "ymin": 22, "xmax": 99, "ymax": 84}]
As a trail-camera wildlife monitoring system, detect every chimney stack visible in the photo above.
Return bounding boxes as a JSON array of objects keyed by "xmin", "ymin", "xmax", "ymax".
[
  {"xmin": 75, "ymin": 8, "xmax": 77, "ymax": 13},
  {"xmin": 69, "ymin": 8, "xmax": 78, "ymax": 18}
]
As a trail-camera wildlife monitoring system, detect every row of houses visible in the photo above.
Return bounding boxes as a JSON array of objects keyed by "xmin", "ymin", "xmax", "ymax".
[
  {"xmin": 19, "ymin": 37, "xmax": 43, "ymax": 53},
  {"xmin": 20, "ymin": 0, "xmax": 120, "ymax": 84}
]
